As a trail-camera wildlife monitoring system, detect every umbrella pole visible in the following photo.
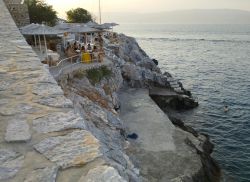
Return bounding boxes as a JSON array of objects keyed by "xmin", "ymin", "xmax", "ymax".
[
  {"xmin": 34, "ymin": 35, "xmax": 37, "ymax": 47},
  {"xmin": 63, "ymin": 36, "xmax": 66, "ymax": 49},
  {"xmin": 38, "ymin": 35, "xmax": 42, "ymax": 52},
  {"xmin": 85, "ymin": 33, "xmax": 87, "ymax": 45},
  {"xmin": 43, "ymin": 34, "xmax": 48, "ymax": 61}
]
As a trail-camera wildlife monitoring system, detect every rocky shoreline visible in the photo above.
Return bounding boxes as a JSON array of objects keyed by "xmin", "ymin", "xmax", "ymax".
[
  {"xmin": 0, "ymin": 1, "xmax": 220, "ymax": 180},
  {"xmin": 55, "ymin": 33, "xmax": 221, "ymax": 181},
  {"xmin": 116, "ymin": 34, "xmax": 221, "ymax": 181}
]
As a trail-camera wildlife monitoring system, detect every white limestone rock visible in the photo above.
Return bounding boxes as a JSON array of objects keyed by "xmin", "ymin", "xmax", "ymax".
[
  {"xmin": 122, "ymin": 63, "xmax": 142, "ymax": 81},
  {"xmin": 16, "ymin": 103, "xmax": 40, "ymax": 114},
  {"xmin": 9, "ymin": 84, "xmax": 27, "ymax": 95},
  {"xmin": 0, "ymin": 149, "xmax": 24, "ymax": 180},
  {"xmin": 0, "ymin": 80, "xmax": 10, "ymax": 91},
  {"xmin": 34, "ymin": 130, "xmax": 102, "ymax": 169},
  {"xmin": 107, "ymin": 112, "xmax": 123, "ymax": 128},
  {"xmin": 34, "ymin": 95, "xmax": 73, "ymax": 108},
  {"xmin": 32, "ymin": 83, "xmax": 64, "ymax": 96},
  {"xmin": 33, "ymin": 111, "xmax": 85, "ymax": 133},
  {"xmin": 24, "ymin": 166, "xmax": 59, "ymax": 182},
  {"xmin": 0, "ymin": 107, "xmax": 17, "ymax": 116},
  {"xmin": 1, "ymin": 103, "xmax": 40, "ymax": 117},
  {"xmin": 79, "ymin": 165, "xmax": 126, "ymax": 182},
  {"xmin": 0, "ymin": 99, "xmax": 9, "ymax": 106},
  {"xmin": 5, "ymin": 119, "xmax": 31, "ymax": 142},
  {"xmin": 37, "ymin": 67, "xmax": 58, "ymax": 84}
]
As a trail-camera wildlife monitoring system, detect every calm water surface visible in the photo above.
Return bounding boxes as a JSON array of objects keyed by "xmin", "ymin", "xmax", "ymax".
[{"xmin": 115, "ymin": 24, "xmax": 250, "ymax": 181}]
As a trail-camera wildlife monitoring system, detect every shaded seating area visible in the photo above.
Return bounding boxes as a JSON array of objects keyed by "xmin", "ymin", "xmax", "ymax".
[
  {"xmin": 20, "ymin": 22, "xmax": 119, "ymax": 67},
  {"xmin": 60, "ymin": 25, "xmax": 105, "ymax": 64}
]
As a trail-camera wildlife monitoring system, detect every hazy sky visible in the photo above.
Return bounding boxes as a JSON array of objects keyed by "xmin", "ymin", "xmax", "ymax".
[{"xmin": 46, "ymin": 0, "xmax": 250, "ymax": 18}]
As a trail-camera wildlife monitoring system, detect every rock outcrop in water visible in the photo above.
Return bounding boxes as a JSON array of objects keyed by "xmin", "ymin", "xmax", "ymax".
[
  {"xmin": 168, "ymin": 116, "xmax": 221, "ymax": 182},
  {"xmin": 109, "ymin": 34, "xmax": 198, "ymax": 109}
]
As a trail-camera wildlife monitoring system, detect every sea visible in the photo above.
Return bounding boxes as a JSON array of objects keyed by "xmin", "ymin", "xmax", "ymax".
[{"xmin": 115, "ymin": 24, "xmax": 250, "ymax": 182}]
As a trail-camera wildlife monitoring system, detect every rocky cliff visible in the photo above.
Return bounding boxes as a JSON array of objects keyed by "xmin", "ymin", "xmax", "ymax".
[
  {"xmin": 54, "ymin": 33, "xmax": 220, "ymax": 181},
  {"xmin": 0, "ymin": 1, "xmax": 133, "ymax": 181},
  {"xmin": 0, "ymin": 0, "xmax": 220, "ymax": 180},
  {"xmin": 56, "ymin": 65, "xmax": 141, "ymax": 181}
]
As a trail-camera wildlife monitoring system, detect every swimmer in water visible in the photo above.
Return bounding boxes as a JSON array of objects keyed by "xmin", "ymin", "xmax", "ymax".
[{"xmin": 224, "ymin": 106, "xmax": 229, "ymax": 112}]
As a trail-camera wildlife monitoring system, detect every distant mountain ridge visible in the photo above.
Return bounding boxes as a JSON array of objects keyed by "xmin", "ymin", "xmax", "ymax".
[{"xmin": 102, "ymin": 9, "xmax": 250, "ymax": 24}]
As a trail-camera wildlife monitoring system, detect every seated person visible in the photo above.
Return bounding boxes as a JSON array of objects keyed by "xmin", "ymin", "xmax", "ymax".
[
  {"xmin": 64, "ymin": 42, "xmax": 70, "ymax": 53},
  {"xmin": 92, "ymin": 46, "xmax": 99, "ymax": 62},
  {"xmin": 65, "ymin": 46, "xmax": 78, "ymax": 58},
  {"xmin": 98, "ymin": 47, "xmax": 105, "ymax": 62},
  {"xmin": 81, "ymin": 46, "xmax": 86, "ymax": 53},
  {"xmin": 87, "ymin": 43, "xmax": 92, "ymax": 51},
  {"xmin": 73, "ymin": 41, "xmax": 78, "ymax": 51}
]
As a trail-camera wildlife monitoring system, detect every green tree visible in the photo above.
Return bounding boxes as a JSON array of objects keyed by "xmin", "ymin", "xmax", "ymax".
[
  {"xmin": 66, "ymin": 8, "xmax": 93, "ymax": 23},
  {"xmin": 24, "ymin": 0, "xmax": 58, "ymax": 26}
]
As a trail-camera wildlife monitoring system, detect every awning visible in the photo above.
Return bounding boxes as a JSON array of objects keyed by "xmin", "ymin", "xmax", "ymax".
[
  {"xmin": 20, "ymin": 24, "xmax": 64, "ymax": 35},
  {"xmin": 68, "ymin": 25, "xmax": 103, "ymax": 33},
  {"xmin": 92, "ymin": 22, "xmax": 119, "ymax": 30}
]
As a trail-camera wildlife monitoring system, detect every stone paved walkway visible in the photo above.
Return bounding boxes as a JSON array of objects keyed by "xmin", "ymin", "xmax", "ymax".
[{"xmin": 0, "ymin": 1, "xmax": 124, "ymax": 181}]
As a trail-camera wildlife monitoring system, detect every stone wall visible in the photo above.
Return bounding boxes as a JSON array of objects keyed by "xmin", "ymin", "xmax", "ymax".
[
  {"xmin": 0, "ymin": 1, "xmax": 127, "ymax": 181},
  {"xmin": 3, "ymin": 0, "xmax": 30, "ymax": 27}
]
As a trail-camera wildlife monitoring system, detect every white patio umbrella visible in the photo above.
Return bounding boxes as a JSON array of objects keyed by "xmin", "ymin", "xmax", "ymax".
[
  {"xmin": 21, "ymin": 24, "xmax": 64, "ymax": 59},
  {"xmin": 54, "ymin": 23, "xmax": 90, "ymax": 46},
  {"xmin": 53, "ymin": 23, "xmax": 104, "ymax": 47},
  {"xmin": 68, "ymin": 25, "xmax": 102, "ymax": 33},
  {"xmin": 67, "ymin": 25, "xmax": 103, "ymax": 45},
  {"xmin": 92, "ymin": 22, "xmax": 119, "ymax": 30},
  {"xmin": 20, "ymin": 23, "xmax": 41, "ymax": 48},
  {"xmin": 86, "ymin": 21, "xmax": 98, "ymax": 27}
]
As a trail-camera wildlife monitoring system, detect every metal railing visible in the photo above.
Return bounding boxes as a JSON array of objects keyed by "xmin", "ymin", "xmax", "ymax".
[
  {"xmin": 49, "ymin": 51, "xmax": 110, "ymax": 79},
  {"xmin": 48, "ymin": 45, "xmax": 123, "ymax": 79},
  {"xmin": 51, "ymin": 47, "xmax": 116, "ymax": 70},
  {"xmin": 55, "ymin": 54, "xmax": 79, "ymax": 67}
]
